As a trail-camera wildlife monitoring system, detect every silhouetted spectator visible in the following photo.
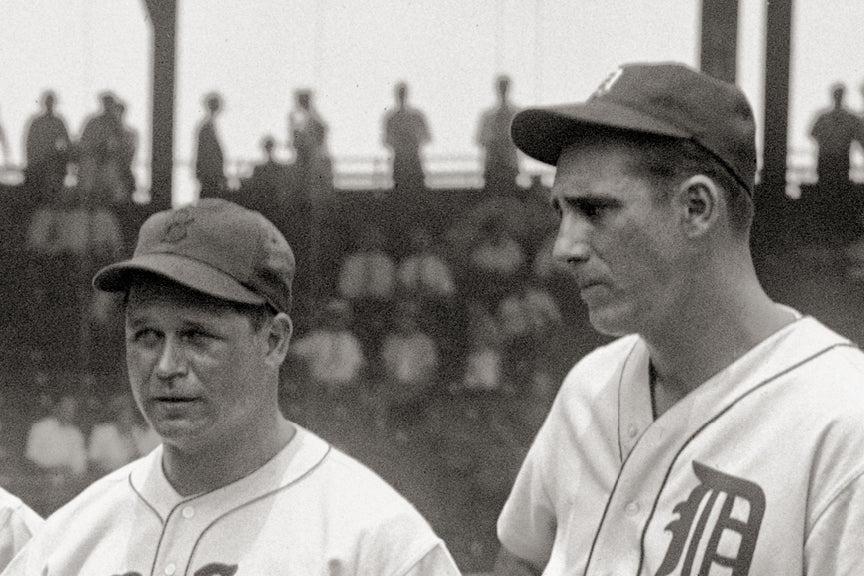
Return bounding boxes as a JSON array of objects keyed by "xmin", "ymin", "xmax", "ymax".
[
  {"xmin": 288, "ymin": 89, "xmax": 332, "ymax": 197},
  {"xmin": 250, "ymin": 135, "xmax": 294, "ymax": 197},
  {"xmin": 113, "ymin": 100, "xmax": 138, "ymax": 203},
  {"xmin": 810, "ymin": 83, "xmax": 864, "ymax": 186},
  {"xmin": 78, "ymin": 92, "xmax": 127, "ymax": 206},
  {"xmin": 194, "ymin": 92, "xmax": 227, "ymax": 198},
  {"xmin": 24, "ymin": 90, "xmax": 70, "ymax": 204},
  {"xmin": 383, "ymin": 82, "xmax": 430, "ymax": 194},
  {"xmin": 476, "ymin": 75, "xmax": 520, "ymax": 195}
]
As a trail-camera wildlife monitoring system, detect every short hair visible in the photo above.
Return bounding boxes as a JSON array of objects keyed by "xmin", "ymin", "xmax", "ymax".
[{"xmin": 565, "ymin": 129, "xmax": 754, "ymax": 235}]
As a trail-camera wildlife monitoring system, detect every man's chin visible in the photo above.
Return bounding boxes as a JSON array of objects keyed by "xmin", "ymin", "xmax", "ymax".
[{"xmin": 587, "ymin": 307, "xmax": 632, "ymax": 338}]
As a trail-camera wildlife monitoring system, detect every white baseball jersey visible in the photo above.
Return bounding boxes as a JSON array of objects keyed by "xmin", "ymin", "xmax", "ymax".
[
  {"xmin": 498, "ymin": 314, "xmax": 864, "ymax": 575},
  {"xmin": 0, "ymin": 488, "xmax": 43, "ymax": 571},
  {"xmin": 4, "ymin": 426, "xmax": 460, "ymax": 576}
]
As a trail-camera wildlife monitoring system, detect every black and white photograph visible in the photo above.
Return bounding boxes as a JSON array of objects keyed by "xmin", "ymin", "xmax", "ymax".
[{"xmin": 0, "ymin": 1, "xmax": 863, "ymax": 574}]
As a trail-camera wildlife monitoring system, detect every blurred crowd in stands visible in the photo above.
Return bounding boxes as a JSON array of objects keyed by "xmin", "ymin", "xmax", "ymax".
[{"xmin": 0, "ymin": 387, "xmax": 158, "ymax": 517}]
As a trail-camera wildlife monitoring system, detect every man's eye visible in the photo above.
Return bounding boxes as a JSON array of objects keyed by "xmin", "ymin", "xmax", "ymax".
[
  {"xmin": 130, "ymin": 329, "xmax": 160, "ymax": 345},
  {"xmin": 583, "ymin": 204, "xmax": 605, "ymax": 218},
  {"xmin": 577, "ymin": 200, "xmax": 614, "ymax": 220},
  {"xmin": 181, "ymin": 329, "xmax": 211, "ymax": 343}
]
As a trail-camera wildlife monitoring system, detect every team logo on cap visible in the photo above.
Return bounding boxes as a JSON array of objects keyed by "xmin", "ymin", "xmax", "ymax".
[
  {"xmin": 592, "ymin": 67, "xmax": 623, "ymax": 99},
  {"xmin": 162, "ymin": 208, "xmax": 195, "ymax": 243}
]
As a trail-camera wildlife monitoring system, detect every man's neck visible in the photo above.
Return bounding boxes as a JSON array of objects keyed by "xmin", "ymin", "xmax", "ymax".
[
  {"xmin": 162, "ymin": 417, "xmax": 295, "ymax": 496},
  {"xmin": 645, "ymin": 279, "xmax": 795, "ymax": 418}
]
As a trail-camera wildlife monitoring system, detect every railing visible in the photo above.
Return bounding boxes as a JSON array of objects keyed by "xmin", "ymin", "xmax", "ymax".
[{"xmin": 0, "ymin": 151, "xmax": 855, "ymax": 204}]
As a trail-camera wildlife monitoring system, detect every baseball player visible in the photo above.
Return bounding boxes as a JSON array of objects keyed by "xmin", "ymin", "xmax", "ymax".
[
  {"xmin": 3, "ymin": 199, "xmax": 460, "ymax": 575},
  {"xmin": 0, "ymin": 487, "xmax": 42, "ymax": 571},
  {"xmin": 494, "ymin": 63, "xmax": 864, "ymax": 575}
]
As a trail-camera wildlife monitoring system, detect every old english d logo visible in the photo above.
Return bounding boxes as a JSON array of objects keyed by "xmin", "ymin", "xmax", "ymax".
[
  {"xmin": 162, "ymin": 208, "xmax": 195, "ymax": 243},
  {"xmin": 656, "ymin": 461, "xmax": 765, "ymax": 576},
  {"xmin": 591, "ymin": 67, "xmax": 623, "ymax": 99}
]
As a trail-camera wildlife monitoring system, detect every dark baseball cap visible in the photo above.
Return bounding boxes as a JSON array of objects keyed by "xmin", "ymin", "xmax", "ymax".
[
  {"xmin": 93, "ymin": 199, "xmax": 295, "ymax": 313},
  {"xmin": 511, "ymin": 62, "xmax": 757, "ymax": 194}
]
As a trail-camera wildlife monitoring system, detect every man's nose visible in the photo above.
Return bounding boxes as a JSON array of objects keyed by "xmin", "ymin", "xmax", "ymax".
[
  {"xmin": 155, "ymin": 337, "xmax": 187, "ymax": 380},
  {"xmin": 552, "ymin": 215, "xmax": 591, "ymax": 264}
]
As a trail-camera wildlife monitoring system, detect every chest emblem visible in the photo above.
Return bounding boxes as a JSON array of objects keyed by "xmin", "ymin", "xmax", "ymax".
[
  {"xmin": 194, "ymin": 563, "xmax": 238, "ymax": 576},
  {"xmin": 656, "ymin": 461, "xmax": 765, "ymax": 576}
]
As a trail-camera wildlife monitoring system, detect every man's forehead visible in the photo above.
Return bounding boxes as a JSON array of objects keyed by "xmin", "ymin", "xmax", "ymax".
[{"xmin": 552, "ymin": 141, "xmax": 636, "ymax": 191}]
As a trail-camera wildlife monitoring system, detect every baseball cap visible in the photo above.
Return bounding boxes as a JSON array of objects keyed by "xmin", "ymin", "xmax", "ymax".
[
  {"xmin": 93, "ymin": 198, "xmax": 295, "ymax": 313},
  {"xmin": 510, "ymin": 62, "xmax": 757, "ymax": 193}
]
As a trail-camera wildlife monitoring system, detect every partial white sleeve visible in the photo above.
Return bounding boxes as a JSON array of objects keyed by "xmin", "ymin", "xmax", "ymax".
[
  {"xmin": 0, "ymin": 498, "xmax": 44, "ymax": 573},
  {"xmin": 805, "ymin": 471, "xmax": 864, "ymax": 575},
  {"xmin": 399, "ymin": 542, "xmax": 462, "ymax": 576},
  {"xmin": 497, "ymin": 411, "xmax": 558, "ymax": 570}
]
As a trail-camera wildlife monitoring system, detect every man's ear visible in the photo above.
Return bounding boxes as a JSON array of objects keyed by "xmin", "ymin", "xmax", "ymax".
[
  {"xmin": 265, "ymin": 312, "xmax": 293, "ymax": 365},
  {"xmin": 676, "ymin": 174, "xmax": 720, "ymax": 237}
]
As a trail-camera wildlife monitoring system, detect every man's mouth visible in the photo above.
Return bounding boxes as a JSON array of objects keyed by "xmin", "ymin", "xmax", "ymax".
[{"xmin": 153, "ymin": 396, "xmax": 199, "ymax": 403}]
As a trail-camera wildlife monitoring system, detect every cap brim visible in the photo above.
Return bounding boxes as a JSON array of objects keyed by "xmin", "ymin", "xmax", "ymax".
[
  {"xmin": 511, "ymin": 100, "xmax": 690, "ymax": 165},
  {"xmin": 92, "ymin": 253, "xmax": 266, "ymax": 306}
]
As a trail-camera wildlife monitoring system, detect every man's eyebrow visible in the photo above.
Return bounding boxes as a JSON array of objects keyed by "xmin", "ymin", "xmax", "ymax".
[{"xmin": 552, "ymin": 194, "xmax": 619, "ymax": 210}]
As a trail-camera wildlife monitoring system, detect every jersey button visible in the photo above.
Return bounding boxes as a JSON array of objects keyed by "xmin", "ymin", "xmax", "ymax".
[
  {"xmin": 182, "ymin": 506, "xmax": 195, "ymax": 519},
  {"xmin": 164, "ymin": 563, "xmax": 177, "ymax": 575},
  {"xmin": 625, "ymin": 501, "xmax": 640, "ymax": 516},
  {"xmin": 627, "ymin": 424, "xmax": 639, "ymax": 438}
]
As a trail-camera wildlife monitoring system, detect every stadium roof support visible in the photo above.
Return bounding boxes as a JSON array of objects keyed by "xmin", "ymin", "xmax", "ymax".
[
  {"xmin": 699, "ymin": 0, "xmax": 738, "ymax": 84},
  {"xmin": 143, "ymin": 0, "xmax": 176, "ymax": 210}
]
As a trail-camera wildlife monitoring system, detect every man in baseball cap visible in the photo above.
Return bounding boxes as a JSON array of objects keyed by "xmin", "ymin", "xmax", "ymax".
[
  {"xmin": 6, "ymin": 199, "xmax": 461, "ymax": 575},
  {"xmin": 495, "ymin": 63, "xmax": 864, "ymax": 575}
]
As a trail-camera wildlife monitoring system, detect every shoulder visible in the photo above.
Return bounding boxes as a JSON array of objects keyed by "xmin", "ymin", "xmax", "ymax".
[
  {"xmin": 313, "ymin": 445, "xmax": 425, "ymax": 516},
  {"xmin": 291, "ymin": 431, "xmax": 440, "ymax": 537},
  {"xmin": 535, "ymin": 335, "xmax": 639, "ymax": 437},
  {"xmin": 0, "ymin": 488, "xmax": 42, "ymax": 532},
  {"xmin": 560, "ymin": 334, "xmax": 641, "ymax": 392},
  {"xmin": 32, "ymin": 457, "xmax": 141, "ymax": 538},
  {"xmin": 778, "ymin": 330, "xmax": 864, "ymax": 418}
]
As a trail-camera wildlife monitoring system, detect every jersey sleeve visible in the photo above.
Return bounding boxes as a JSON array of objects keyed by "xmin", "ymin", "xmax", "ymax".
[
  {"xmin": 805, "ymin": 470, "xmax": 864, "ymax": 575},
  {"xmin": 398, "ymin": 542, "xmax": 461, "ymax": 576},
  {"xmin": 496, "ymin": 406, "xmax": 559, "ymax": 568},
  {"xmin": 0, "ymin": 501, "xmax": 44, "ymax": 573}
]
